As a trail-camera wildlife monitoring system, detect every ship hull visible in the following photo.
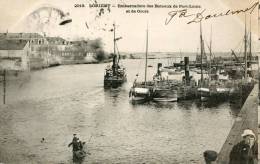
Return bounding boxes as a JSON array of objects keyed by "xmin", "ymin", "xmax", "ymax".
[
  {"xmin": 153, "ymin": 88, "xmax": 177, "ymax": 102},
  {"xmin": 104, "ymin": 76, "xmax": 127, "ymax": 88},
  {"xmin": 129, "ymin": 87, "xmax": 152, "ymax": 104}
]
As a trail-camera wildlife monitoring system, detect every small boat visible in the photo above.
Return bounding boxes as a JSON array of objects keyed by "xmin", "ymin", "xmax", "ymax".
[
  {"xmin": 104, "ymin": 23, "xmax": 127, "ymax": 88},
  {"xmin": 129, "ymin": 26, "xmax": 152, "ymax": 104},
  {"xmin": 196, "ymin": 22, "xmax": 210, "ymax": 101}
]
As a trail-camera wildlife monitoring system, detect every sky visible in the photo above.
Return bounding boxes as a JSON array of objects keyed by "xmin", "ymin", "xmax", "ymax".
[{"xmin": 0, "ymin": 0, "xmax": 259, "ymax": 53}]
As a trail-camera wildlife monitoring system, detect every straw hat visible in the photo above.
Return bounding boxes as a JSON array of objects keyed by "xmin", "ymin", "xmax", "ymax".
[{"xmin": 241, "ymin": 129, "xmax": 255, "ymax": 138}]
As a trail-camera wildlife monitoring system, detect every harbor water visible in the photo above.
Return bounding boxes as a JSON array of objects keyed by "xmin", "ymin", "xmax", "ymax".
[{"xmin": 0, "ymin": 59, "xmax": 236, "ymax": 163}]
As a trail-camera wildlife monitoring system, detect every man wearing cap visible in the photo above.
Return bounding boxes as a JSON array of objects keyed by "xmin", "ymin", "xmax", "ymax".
[
  {"xmin": 68, "ymin": 134, "xmax": 80, "ymax": 151},
  {"xmin": 229, "ymin": 129, "xmax": 258, "ymax": 164}
]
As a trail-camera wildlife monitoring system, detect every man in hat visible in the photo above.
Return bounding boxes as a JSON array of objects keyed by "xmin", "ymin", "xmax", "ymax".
[
  {"xmin": 68, "ymin": 134, "xmax": 79, "ymax": 151},
  {"xmin": 229, "ymin": 129, "xmax": 258, "ymax": 164},
  {"xmin": 68, "ymin": 134, "xmax": 81, "ymax": 161}
]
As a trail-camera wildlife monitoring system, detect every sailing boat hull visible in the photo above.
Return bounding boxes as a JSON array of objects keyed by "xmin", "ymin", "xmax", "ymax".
[
  {"xmin": 153, "ymin": 88, "xmax": 177, "ymax": 102},
  {"xmin": 129, "ymin": 87, "xmax": 152, "ymax": 104},
  {"xmin": 130, "ymin": 96, "xmax": 150, "ymax": 104},
  {"xmin": 197, "ymin": 87, "xmax": 230, "ymax": 102}
]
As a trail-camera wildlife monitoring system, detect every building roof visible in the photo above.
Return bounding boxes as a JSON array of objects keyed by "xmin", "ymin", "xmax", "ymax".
[
  {"xmin": 0, "ymin": 40, "xmax": 28, "ymax": 50},
  {"xmin": 46, "ymin": 37, "xmax": 66, "ymax": 42},
  {"xmin": 0, "ymin": 33, "xmax": 43, "ymax": 39}
]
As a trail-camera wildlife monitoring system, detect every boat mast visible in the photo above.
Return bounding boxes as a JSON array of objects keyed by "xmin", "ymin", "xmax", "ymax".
[
  {"xmin": 244, "ymin": 14, "xmax": 247, "ymax": 81},
  {"xmin": 209, "ymin": 26, "xmax": 212, "ymax": 83},
  {"xmin": 200, "ymin": 22, "xmax": 204, "ymax": 87},
  {"xmin": 249, "ymin": 15, "xmax": 252, "ymax": 67},
  {"xmin": 113, "ymin": 23, "xmax": 116, "ymax": 55},
  {"xmin": 145, "ymin": 25, "xmax": 148, "ymax": 87},
  {"xmin": 111, "ymin": 22, "xmax": 117, "ymax": 75}
]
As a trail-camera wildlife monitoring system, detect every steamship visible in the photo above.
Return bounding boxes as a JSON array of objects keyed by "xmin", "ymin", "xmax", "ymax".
[{"xmin": 104, "ymin": 23, "xmax": 127, "ymax": 88}]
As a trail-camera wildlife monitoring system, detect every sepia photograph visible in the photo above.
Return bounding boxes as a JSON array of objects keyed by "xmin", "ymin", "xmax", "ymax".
[{"xmin": 0, "ymin": 0, "xmax": 259, "ymax": 163}]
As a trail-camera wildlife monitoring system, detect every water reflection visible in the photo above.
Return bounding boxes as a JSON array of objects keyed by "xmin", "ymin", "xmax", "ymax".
[
  {"xmin": 177, "ymin": 100, "xmax": 194, "ymax": 110},
  {"xmin": 104, "ymin": 85, "xmax": 128, "ymax": 106},
  {"xmin": 194, "ymin": 99, "xmax": 226, "ymax": 109},
  {"xmin": 151, "ymin": 101, "xmax": 177, "ymax": 109}
]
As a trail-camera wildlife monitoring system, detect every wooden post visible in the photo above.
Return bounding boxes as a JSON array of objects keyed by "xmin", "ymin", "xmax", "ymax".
[{"xmin": 3, "ymin": 69, "xmax": 6, "ymax": 104}]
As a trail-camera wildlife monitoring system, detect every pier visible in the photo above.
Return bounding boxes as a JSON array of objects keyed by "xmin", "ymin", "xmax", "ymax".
[{"xmin": 216, "ymin": 83, "xmax": 258, "ymax": 163}]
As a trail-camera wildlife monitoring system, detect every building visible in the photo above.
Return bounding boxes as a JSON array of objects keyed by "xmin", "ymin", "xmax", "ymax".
[
  {"xmin": 0, "ymin": 33, "xmax": 55, "ymax": 69},
  {"xmin": 0, "ymin": 39, "xmax": 30, "ymax": 71},
  {"xmin": 0, "ymin": 32, "xmax": 46, "ymax": 45},
  {"xmin": 0, "ymin": 32, "xmax": 98, "ymax": 68},
  {"xmin": 46, "ymin": 36, "xmax": 69, "ymax": 46}
]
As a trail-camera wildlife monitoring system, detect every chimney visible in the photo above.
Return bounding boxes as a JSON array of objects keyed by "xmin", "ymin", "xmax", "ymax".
[
  {"xmin": 157, "ymin": 63, "xmax": 162, "ymax": 76},
  {"xmin": 4, "ymin": 29, "xmax": 8, "ymax": 37},
  {"xmin": 184, "ymin": 57, "xmax": 190, "ymax": 85}
]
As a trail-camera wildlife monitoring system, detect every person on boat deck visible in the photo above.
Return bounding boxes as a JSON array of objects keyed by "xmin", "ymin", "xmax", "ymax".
[{"xmin": 229, "ymin": 129, "xmax": 258, "ymax": 164}]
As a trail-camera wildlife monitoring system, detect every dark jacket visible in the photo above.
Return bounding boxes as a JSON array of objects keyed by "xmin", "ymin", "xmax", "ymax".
[
  {"xmin": 68, "ymin": 136, "xmax": 79, "ymax": 151},
  {"xmin": 229, "ymin": 140, "xmax": 258, "ymax": 164}
]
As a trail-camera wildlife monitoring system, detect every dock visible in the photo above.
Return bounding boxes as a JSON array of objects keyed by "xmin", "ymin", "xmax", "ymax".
[{"xmin": 216, "ymin": 83, "xmax": 258, "ymax": 163}]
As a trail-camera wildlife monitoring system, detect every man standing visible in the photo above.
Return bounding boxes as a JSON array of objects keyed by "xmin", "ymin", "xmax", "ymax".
[
  {"xmin": 68, "ymin": 134, "xmax": 78, "ymax": 150},
  {"xmin": 68, "ymin": 134, "xmax": 80, "ymax": 161},
  {"xmin": 229, "ymin": 129, "xmax": 258, "ymax": 164}
]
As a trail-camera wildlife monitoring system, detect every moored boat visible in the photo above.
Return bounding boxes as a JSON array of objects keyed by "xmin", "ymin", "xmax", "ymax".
[
  {"xmin": 129, "ymin": 86, "xmax": 152, "ymax": 104},
  {"xmin": 129, "ymin": 26, "xmax": 152, "ymax": 104}
]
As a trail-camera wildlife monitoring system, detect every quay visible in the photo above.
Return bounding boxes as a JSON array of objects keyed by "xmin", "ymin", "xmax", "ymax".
[{"xmin": 216, "ymin": 83, "xmax": 258, "ymax": 163}]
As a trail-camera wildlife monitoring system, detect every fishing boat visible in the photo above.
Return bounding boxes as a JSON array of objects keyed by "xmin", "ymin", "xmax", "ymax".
[
  {"xmin": 104, "ymin": 23, "xmax": 127, "ymax": 88},
  {"xmin": 152, "ymin": 63, "xmax": 178, "ymax": 102},
  {"xmin": 208, "ymin": 71, "xmax": 231, "ymax": 101},
  {"xmin": 196, "ymin": 22, "xmax": 210, "ymax": 101},
  {"xmin": 129, "ymin": 26, "xmax": 152, "ymax": 104},
  {"xmin": 129, "ymin": 82, "xmax": 153, "ymax": 104},
  {"xmin": 196, "ymin": 24, "xmax": 232, "ymax": 101},
  {"xmin": 229, "ymin": 16, "xmax": 256, "ymax": 104}
]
